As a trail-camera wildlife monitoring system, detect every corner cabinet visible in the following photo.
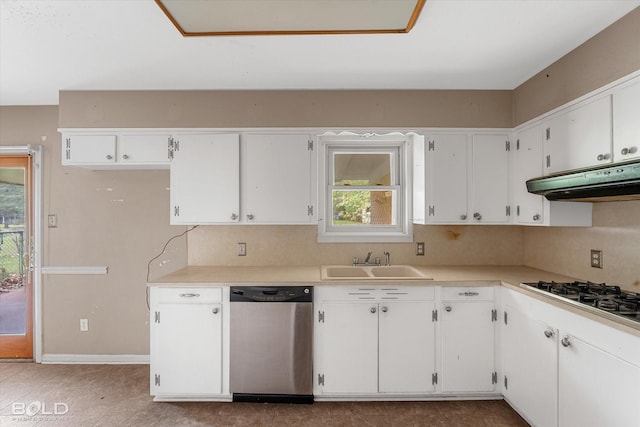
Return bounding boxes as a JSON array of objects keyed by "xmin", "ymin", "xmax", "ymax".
[
  {"xmin": 502, "ymin": 288, "xmax": 640, "ymax": 427},
  {"xmin": 314, "ymin": 286, "xmax": 436, "ymax": 397},
  {"xmin": 149, "ymin": 287, "xmax": 228, "ymax": 400},
  {"xmin": 612, "ymin": 79, "xmax": 640, "ymax": 162}
]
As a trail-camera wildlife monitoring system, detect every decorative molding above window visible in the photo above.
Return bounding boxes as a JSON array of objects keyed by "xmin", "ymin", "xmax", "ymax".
[{"xmin": 155, "ymin": 0, "xmax": 426, "ymax": 37}]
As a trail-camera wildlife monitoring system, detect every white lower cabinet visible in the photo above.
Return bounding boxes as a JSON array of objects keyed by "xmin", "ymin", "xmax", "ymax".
[
  {"xmin": 314, "ymin": 286, "xmax": 436, "ymax": 396},
  {"xmin": 149, "ymin": 287, "xmax": 226, "ymax": 398},
  {"xmin": 440, "ymin": 287, "xmax": 496, "ymax": 393},
  {"xmin": 502, "ymin": 288, "xmax": 640, "ymax": 427}
]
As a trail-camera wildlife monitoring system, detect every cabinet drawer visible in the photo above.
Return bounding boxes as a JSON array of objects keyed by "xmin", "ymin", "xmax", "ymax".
[
  {"xmin": 150, "ymin": 287, "xmax": 222, "ymax": 303},
  {"xmin": 316, "ymin": 286, "xmax": 435, "ymax": 301},
  {"xmin": 441, "ymin": 286, "xmax": 494, "ymax": 301}
]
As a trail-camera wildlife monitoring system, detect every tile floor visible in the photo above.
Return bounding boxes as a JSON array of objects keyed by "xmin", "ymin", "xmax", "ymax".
[{"xmin": 0, "ymin": 363, "xmax": 529, "ymax": 426}]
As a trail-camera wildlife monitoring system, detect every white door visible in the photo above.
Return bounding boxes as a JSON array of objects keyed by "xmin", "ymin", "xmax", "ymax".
[
  {"xmin": 315, "ymin": 303, "xmax": 378, "ymax": 394},
  {"xmin": 170, "ymin": 133, "xmax": 240, "ymax": 224},
  {"xmin": 613, "ymin": 80, "xmax": 640, "ymax": 162},
  {"xmin": 378, "ymin": 301, "xmax": 435, "ymax": 393},
  {"xmin": 513, "ymin": 125, "xmax": 544, "ymax": 224},
  {"xmin": 441, "ymin": 301, "xmax": 495, "ymax": 392},
  {"xmin": 62, "ymin": 134, "xmax": 116, "ymax": 165},
  {"xmin": 545, "ymin": 96, "xmax": 612, "ymax": 173},
  {"xmin": 472, "ymin": 134, "xmax": 510, "ymax": 223},
  {"xmin": 502, "ymin": 304, "xmax": 558, "ymax": 427},
  {"xmin": 558, "ymin": 333, "xmax": 640, "ymax": 427},
  {"xmin": 119, "ymin": 134, "xmax": 171, "ymax": 165},
  {"xmin": 151, "ymin": 301, "xmax": 223, "ymax": 395},
  {"xmin": 244, "ymin": 134, "xmax": 314, "ymax": 224},
  {"xmin": 428, "ymin": 134, "xmax": 469, "ymax": 223}
]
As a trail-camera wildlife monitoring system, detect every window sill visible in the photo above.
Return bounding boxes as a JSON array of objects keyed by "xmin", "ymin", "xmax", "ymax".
[{"xmin": 317, "ymin": 232, "xmax": 414, "ymax": 243}]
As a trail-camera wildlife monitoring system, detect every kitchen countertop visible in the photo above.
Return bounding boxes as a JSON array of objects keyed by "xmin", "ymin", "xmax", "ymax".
[{"xmin": 149, "ymin": 264, "xmax": 640, "ymax": 336}]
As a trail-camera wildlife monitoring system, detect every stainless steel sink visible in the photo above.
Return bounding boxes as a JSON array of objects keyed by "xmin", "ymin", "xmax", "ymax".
[{"xmin": 321, "ymin": 265, "xmax": 432, "ymax": 280}]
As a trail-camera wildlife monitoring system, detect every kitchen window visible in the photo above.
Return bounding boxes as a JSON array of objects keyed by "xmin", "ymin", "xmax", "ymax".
[{"xmin": 317, "ymin": 133, "xmax": 417, "ymax": 242}]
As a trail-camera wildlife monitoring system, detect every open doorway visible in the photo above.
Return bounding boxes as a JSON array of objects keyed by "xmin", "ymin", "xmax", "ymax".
[{"xmin": 0, "ymin": 155, "xmax": 33, "ymax": 358}]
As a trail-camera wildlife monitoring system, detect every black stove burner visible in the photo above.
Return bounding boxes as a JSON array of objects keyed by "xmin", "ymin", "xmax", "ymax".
[{"xmin": 525, "ymin": 281, "xmax": 640, "ymax": 324}]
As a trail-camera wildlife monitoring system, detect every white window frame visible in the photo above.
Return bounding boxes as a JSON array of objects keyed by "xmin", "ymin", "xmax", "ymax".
[{"xmin": 317, "ymin": 132, "xmax": 416, "ymax": 243}]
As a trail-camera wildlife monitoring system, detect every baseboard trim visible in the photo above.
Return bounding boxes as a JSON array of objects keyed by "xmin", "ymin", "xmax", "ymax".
[{"xmin": 41, "ymin": 354, "xmax": 149, "ymax": 364}]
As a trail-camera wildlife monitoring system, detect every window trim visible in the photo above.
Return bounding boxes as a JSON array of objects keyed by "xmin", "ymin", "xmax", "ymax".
[{"xmin": 317, "ymin": 132, "xmax": 416, "ymax": 243}]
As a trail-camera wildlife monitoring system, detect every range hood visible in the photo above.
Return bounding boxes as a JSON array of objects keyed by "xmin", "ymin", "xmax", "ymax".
[{"xmin": 526, "ymin": 160, "xmax": 640, "ymax": 202}]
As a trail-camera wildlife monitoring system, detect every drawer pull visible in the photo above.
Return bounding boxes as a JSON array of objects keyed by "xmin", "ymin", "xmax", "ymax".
[
  {"xmin": 179, "ymin": 293, "xmax": 200, "ymax": 298},
  {"xmin": 458, "ymin": 291, "xmax": 479, "ymax": 296}
]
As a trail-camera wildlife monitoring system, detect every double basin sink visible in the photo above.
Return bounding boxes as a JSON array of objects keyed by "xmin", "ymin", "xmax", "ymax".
[{"xmin": 322, "ymin": 265, "xmax": 432, "ymax": 280}]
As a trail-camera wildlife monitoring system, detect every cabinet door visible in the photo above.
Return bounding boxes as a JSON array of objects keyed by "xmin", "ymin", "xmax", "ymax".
[
  {"xmin": 62, "ymin": 134, "xmax": 116, "ymax": 165},
  {"xmin": 502, "ymin": 304, "xmax": 558, "ymax": 427},
  {"xmin": 170, "ymin": 133, "xmax": 240, "ymax": 224},
  {"xmin": 441, "ymin": 301, "xmax": 495, "ymax": 392},
  {"xmin": 151, "ymin": 301, "xmax": 223, "ymax": 395},
  {"xmin": 513, "ymin": 125, "xmax": 544, "ymax": 224},
  {"xmin": 545, "ymin": 96, "xmax": 612, "ymax": 173},
  {"xmin": 558, "ymin": 333, "xmax": 640, "ymax": 427},
  {"xmin": 119, "ymin": 134, "xmax": 171, "ymax": 165},
  {"xmin": 379, "ymin": 301, "xmax": 435, "ymax": 393},
  {"xmin": 244, "ymin": 134, "xmax": 314, "ymax": 224},
  {"xmin": 314, "ymin": 303, "xmax": 378, "ymax": 394},
  {"xmin": 428, "ymin": 134, "xmax": 469, "ymax": 223},
  {"xmin": 472, "ymin": 134, "xmax": 509, "ymax": 223},
  {"xmin": 613, "ymin": 80, "xmax": 640, "ymax": 162}
]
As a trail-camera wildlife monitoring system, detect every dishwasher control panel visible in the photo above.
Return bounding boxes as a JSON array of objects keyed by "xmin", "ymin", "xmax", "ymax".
[{"xmin": 230, "ymin": 286, "xmax": 313, "ymax": 302}]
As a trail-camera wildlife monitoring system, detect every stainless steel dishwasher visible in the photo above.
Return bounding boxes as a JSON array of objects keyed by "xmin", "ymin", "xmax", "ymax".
[{"xmin": 230, "ymin": 286, "xmax": 313, "ymax": 403}]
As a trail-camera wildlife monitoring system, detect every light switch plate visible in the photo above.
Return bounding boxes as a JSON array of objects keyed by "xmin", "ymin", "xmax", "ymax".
[{"xmin": 237, "ymin": 242, "xmax": 247, "ymax": 256}]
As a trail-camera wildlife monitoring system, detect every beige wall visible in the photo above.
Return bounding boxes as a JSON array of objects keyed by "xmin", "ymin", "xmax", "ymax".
[
  {"xmin": 59, "ymin": 89, "xmax": 513, "ymax": 129},
  {"xmin": 513, "ymin": 7, "xmax": 640, "ymax": 125},
  {"xmin": 0, "ymin": 106, "xmax": 187, "ymax": 355}
]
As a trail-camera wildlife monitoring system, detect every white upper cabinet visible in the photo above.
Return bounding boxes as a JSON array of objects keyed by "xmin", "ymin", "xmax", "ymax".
[
  {"xmin": 512, "ymin": 125, "xmax": 544, "ymax": 224},
  {"xmin": 612, "ymin": 80, "xmax": 640, "ymax": 162},
  {"xmin": 170, "ymin": 133, "xmax": 240, "ymax": 225},
  {"xmin": 544, "ymin": 96, "xmax": 612, "ymax": 174},
  {"xmin": 61, "ymin": 132, "xmax": 170, "ymax": 169},
  {"xmin": 471, "ymin": 134, "xmax": 510, "ymax": 224},
  {"xmin": 414, "ymin": 133, "xmax": 509, "ymax": 225},
  {"xmin": 243, "ymin": 134, "xmax": 316, "ymax": 224}
]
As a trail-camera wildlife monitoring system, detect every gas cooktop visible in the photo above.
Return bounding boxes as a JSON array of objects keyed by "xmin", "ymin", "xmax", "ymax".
[{"xmin": 522, "ymin": 281, "xmax": 640, "ymax": 327}]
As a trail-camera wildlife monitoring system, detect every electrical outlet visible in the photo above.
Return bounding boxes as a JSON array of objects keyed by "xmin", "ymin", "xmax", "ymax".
[
  {"xmin": 48, "ymin": 214, "xmax": 57, "ymax": 228},
  {"xmin": 80, "ymin": 318, "xmax": 89, "ymax": 332},
  {"xmin": 237, "ymin": 242, "xmax": 247, "ymax": 256},
  {"xmin": 591, "ymin": 249, "xmax": 603, "ymax": 269},
  {"xmin": 416, "ymin": 242, "xmax": 425, "ymax": 256}
]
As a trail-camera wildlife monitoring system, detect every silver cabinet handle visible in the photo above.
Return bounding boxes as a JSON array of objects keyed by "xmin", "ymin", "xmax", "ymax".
[
  {"xmin": 247, "ymin": 214, "xmax": 255, "ymax": 220},
  {"xmin": 473, "ymin": 212, "xmax": 482, "ymax": 221},
  {"xmin": 561, "ymin": 336, "xmax": 571, "ymax": 347},
  {"xmin": 621, "ymin": 146, "xmax": 638, "ymax": 155},
  {"xmin": 212, "ymin": 307, "xmax": 219, "ymax": 314},
  {"xmin": 533, "ymin": 214, "xmax": 541, "ymax": 221},
  {"xmin": 179, "ymin": 293, "xmax": 200, "ymax": 298},
  {"xmin": 596, "ymin": 153, "xmax": 611, "ymax": 161},
  {"xmin": 381, "ymin": 306, "xmax": 388, "ymax": 313},
  {"xmin": 445, "ymin": 306, "xmax": 452, "ymax": 312},
  {"xmin": 122, "ymin": 154, "xmax": 129, "ymax": 160},
  {"xmin": 231, "ymin": 213, "xmax": 238, "ymax": 220},
  {"xmin": 106, "ymin": 154, "xmax": 113, "ymax": 160},
  {"xmin": 370, "ymin": 306, "xmax": 377, "ymax": 314},
  {"xmin": 544, "ymin": 329, "xmax": 555, "ymax": 338},
  {"xmin": 458, "ymin": 291, "xmax": 479, "ymax": 296},
  {"xmin": 460, "ymin": 214, "xmax": 467, "ymax": 220}
]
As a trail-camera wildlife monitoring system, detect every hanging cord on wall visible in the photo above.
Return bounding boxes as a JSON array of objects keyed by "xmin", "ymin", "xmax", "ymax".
[{"xmin": 145, "ymin": 225, "xmax": 199, "ymax": 310}]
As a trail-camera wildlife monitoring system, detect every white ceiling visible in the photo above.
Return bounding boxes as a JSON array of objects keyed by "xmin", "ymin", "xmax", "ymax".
[{"xmin": 1, "ymin": 0, "xmax": 639, "ymax": 106}]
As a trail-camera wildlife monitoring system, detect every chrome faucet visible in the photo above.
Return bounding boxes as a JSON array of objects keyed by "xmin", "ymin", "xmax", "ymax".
[
  {"xmin": 353, "ymin": 251, "xmax": 381, "ymax": 266},
  {"xmin": 384, "ymin": 251, "xmax": 391, "ymax": 266},
  {"xmin": 364, "ymin": 251, "xmax": 373, "ymax": 265}
]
